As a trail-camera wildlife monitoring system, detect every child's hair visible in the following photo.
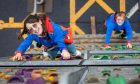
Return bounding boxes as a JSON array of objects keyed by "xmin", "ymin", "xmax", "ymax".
[
  {"xmin": 114, "ymin": 11, "xmax": 126, "ymax": 21},
  {"xmin": 18, "ymin": 14, "xmax": 50, "ymax": 40}
]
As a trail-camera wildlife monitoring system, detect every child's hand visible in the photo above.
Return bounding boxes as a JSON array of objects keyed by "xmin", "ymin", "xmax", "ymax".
[
  {"xmin": 127, "ymin": 41, "xmax": 132, "ymax": 49},
  {"xmin": 61, "ymin": 49, "xmax": 70, "ymax": 59},
  {"xmin": 127, "ymin": 43, "xmax": 132, "ymax": 49},
  {"xmin": 12, "ymin": 53, "xmax": 23, "ymax": 61}
]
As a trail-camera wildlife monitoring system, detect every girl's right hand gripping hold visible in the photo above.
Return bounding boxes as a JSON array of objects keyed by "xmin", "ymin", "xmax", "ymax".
[
  {"xmin": 61, "ymin": 49, "xmax": 70, "ymax": 60},
  {"xmin": 12, "ymin": 52, "xmax": 23, "ymax": 61}
]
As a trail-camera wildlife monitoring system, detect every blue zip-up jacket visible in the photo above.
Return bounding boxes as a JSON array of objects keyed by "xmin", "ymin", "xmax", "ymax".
[
  {"xmin": 105, "ymin": 14, "xmax": 132, "ymax": 44},
  {"xmin": 15, "ymin": 21, "xmax": 68, "ymax": 54}
]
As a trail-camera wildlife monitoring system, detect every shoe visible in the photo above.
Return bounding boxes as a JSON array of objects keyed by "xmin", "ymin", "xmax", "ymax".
[{"xmin": 76, "ymin": 50, "xmax": 82, "ymax": 56}]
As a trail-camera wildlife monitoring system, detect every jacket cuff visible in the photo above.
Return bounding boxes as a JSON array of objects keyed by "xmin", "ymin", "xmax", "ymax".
[
  {"xmin": 104, "ymin": 44, "xmax": 110, "ymax": 47},
  {"xmin": 127, "ymin": 41, "xmax": 132, "ymax": 44},
  {"xmin": 60, "ymin": 48, "xmax": 67, "ymax": 52},
  {"xmin": 43, "ymin": 46, "xmax": 47, "ymax": 49},
  {"xmin": 15, "ymin": 50, "xmax": 22, "ymax": 55}
]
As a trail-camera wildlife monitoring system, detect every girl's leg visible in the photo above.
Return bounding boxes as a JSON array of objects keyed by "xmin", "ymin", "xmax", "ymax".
[
  {"xmin": 66, "ymin": 43, "xmax": 77, "ymax": 56},
  {"xmin": 48, "ymin": 48, "xmax": 59, "ymax": 60}
]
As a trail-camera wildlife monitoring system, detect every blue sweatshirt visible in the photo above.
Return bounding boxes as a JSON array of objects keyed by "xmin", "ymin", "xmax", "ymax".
[
  {"xmin": 105, "ymin": 14, "xmax": 132, "ymax": 44},
  {"xmin": 15, "ymin": 21, "xmax": 68, "ymax": 54}
]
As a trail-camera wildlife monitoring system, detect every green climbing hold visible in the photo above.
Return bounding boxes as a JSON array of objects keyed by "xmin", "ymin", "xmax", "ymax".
[
  {"xmin": 107, "ymin": 75, "xmax": 126, "ymax": 84},
  {"xmin": 93, "ymin": 55, "xmax": 100, "ymax": 59},
  {"xmin": 128, "ymin": 54, "xmax": 137, "ymax": 58},
  {"xmin": 102, "ymin": 69, "xmax": 111, "ymax": 76},
  {"xmin": 134, "ymin": 67, "xmax": 140, "ymax": 71},
  {"xmin": 101, "ymin": 55, "xmax": 109, "ymax": 60},
  {"xmin": 122, "ymin": 45, "xmax": 127, "ymax": 50},
  {"xmin": 105, "ymin": 47, "xmax": 112, "ymax": 50},
  {"xmin": 135, "ymin": 46, "xmax": 140, "ymax": 51}
]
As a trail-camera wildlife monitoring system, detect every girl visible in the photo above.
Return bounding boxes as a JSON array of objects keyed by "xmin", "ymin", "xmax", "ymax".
[{"xmin": 13, "ymin": 14, "xmax": 77, "ymax": 61}]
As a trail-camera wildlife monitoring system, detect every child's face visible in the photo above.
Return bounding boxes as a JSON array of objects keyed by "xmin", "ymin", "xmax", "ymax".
[
  {"xmin": 26, "ymin": 20, "xmax": 43, "ymax": 35},
  {"xmin": 116, "ymin": 16, "xmax": 125, "ymax": 26}
]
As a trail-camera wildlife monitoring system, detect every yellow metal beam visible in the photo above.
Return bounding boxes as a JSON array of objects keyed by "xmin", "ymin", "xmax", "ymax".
[
  {"xmin": 70, "ymin": 0, "xmax": 76, "ymax": 34},
  {"xmin": 72, "ymin": 23, "xmax": 85, "ymax": 35},
  {"xmin": 0, "ymin": 17, "xmax": 23, "ymax": 30},
  {"xmin": 74, "ymin": 0, "xmax": 96, "ymax": 21},
  {"xmin": 70, "ymin": 0, "xmax": 96, "ymax": 34},
  {"xmin": 120, "ymin": 0, "xmax": 126, "ymax": 12},
  {"xmin": 70, "ymin": 0, "xmax": 86, "ymax": 34},
  {"xmin": 96, "ymin": 0, "xmax": 115, "ymax": 14}
]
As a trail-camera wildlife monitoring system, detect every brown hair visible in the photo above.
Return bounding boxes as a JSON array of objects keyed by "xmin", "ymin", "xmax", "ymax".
[
  {"xmin": 18, "ymin": 14, "xmax": 51, "ymax": 40},
  {"xmin": 114, "ymin": 11, "xmax": 126, "ymax": 21}
]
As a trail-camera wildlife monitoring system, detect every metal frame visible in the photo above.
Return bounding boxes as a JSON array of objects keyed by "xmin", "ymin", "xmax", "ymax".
[
  {"xmin": 89, "ymin": 50, "xmax": 140, "ymax": 54},
  {"xmin": 0, "ymin": 59, "xmax": 140, "ymax": 67}
]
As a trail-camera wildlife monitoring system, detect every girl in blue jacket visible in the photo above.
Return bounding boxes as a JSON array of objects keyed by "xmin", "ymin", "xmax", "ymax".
[
  {"xmin": 104, "ymin": 11, "xmax": 133, "ymax": 49},
  {"xmin": 13, "ymin": 14, "xmax": 77, "ymax": 61}
]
